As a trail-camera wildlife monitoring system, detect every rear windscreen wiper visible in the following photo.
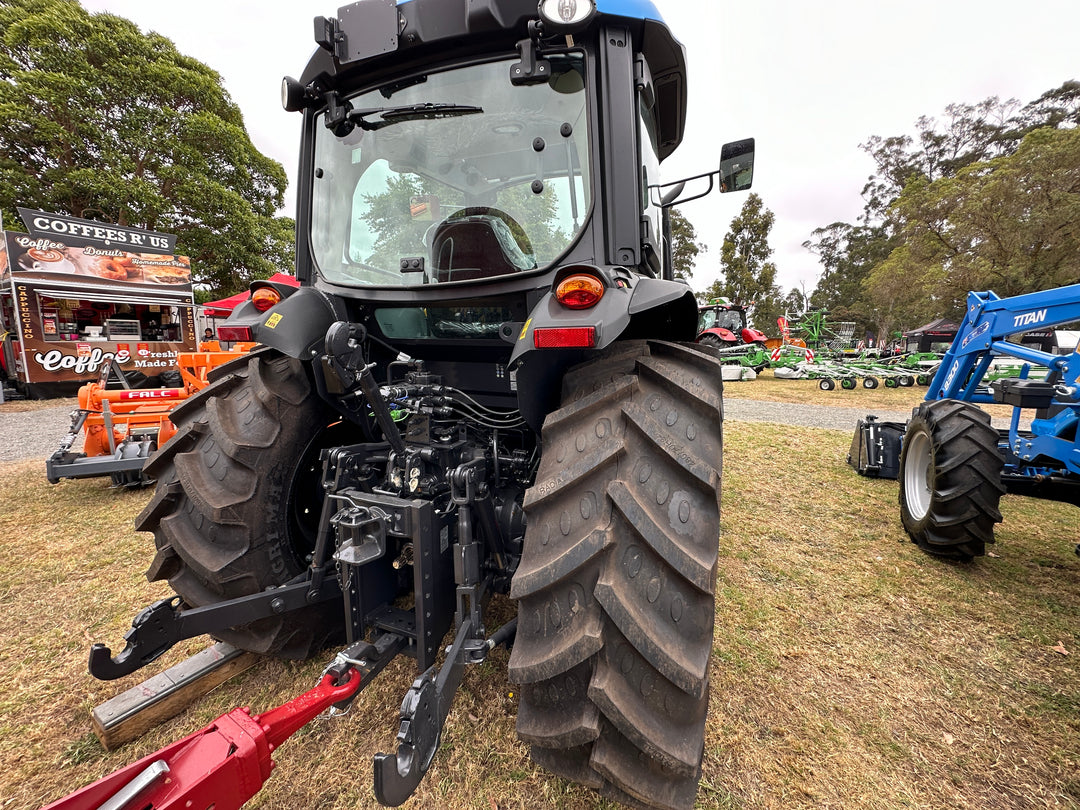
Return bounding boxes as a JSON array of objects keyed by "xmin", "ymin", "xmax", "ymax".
[{"xmin": 348, "ymin": 102, "xmax": 483, "ymax": 131}]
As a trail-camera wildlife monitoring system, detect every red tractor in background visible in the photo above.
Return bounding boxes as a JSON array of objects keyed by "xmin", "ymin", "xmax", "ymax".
[
  {"xmin": 695, "ymin": 299, "xmax": 770, "ymax": 373},
  {"xmin": 695, "ymin": 298, "xmax": 767, "ymax": 350}
]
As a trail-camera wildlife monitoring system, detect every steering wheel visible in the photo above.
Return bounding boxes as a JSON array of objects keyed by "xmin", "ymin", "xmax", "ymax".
[{"xmin": 442, "ymin": 206, "xmax": 534, "ymax": 256}]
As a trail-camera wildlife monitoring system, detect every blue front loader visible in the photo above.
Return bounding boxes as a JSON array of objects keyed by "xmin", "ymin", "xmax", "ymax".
[{"xmin": 850, "ymin": 283, "xmax": 1080, "ymax": 560}]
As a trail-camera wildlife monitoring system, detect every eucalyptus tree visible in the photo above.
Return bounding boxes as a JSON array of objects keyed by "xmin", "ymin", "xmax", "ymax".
[
  {"xmin": 714, "ymin": 193, "xmax": 783, "ymax": 331},
  {"xmin": 806, "ymin": 81, "xmax": 1080, "ymax": 336},
  {"xmin": 0, "ymin": 0, "xmax": 293, "ymax": 293},
  {"xmin": 871, "ymin": 125, "xmax": 1080, "ymax": 318},
  {"xmin": 669, "ymin": 207, "xmax": 705, "ymax": 284}
]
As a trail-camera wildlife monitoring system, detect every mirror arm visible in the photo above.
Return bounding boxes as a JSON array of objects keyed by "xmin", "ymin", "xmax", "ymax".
[
  {"xmin": 323, "ymin": 89, "xmax": 355, "ymax": 137},
  {"xmin": 650, "ymin": 171, "xmax": 717, "ymax": 209}
]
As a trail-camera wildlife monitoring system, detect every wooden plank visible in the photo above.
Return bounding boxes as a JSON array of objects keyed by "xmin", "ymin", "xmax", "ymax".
[{"xmin": 91, "ymin": 642, "xmax": 258, "ymax": 750}]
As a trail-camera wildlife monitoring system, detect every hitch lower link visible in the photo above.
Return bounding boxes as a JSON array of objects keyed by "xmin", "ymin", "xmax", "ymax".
[
  {"xmin": 374, "ymin": 616, "xmax": 518, "ymax": 805},
  {"xmin": 88, "ymin": 577, "xmax": 343, "ymax": 680}
]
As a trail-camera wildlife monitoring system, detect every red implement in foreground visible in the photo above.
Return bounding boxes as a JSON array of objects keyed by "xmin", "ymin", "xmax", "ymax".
[{"xmin": 42, "ymin": 670, "xmax": 361, "ymax": 810}]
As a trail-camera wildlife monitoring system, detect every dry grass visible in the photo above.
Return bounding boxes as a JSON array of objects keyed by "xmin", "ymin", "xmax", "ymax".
[
  {"xmin": 0, "ymin": 416, "xmax": 1077, "ymax": 810},
  {"xmin": 707, "ymin": 426, "xmax": 1079, "ymax": 809}
]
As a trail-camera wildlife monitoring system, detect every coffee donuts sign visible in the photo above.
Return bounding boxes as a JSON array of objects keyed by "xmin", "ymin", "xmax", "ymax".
[
  {"xmin": 7, "ymin": 233, "xmax": 192, "ymax": 289},
  {"xmin": 18, "ymin": 208, "xmax": 176, "ymax": 254}
]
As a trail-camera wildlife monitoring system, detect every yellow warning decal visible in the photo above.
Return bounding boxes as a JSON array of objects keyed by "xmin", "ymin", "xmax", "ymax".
[
  {"xmin": 519, "ymin": 318, "xmax": 532, "ymax": 340},
  {"xmin": 266, "ymin": 313, "xmax": 283, "ymax": 329}
]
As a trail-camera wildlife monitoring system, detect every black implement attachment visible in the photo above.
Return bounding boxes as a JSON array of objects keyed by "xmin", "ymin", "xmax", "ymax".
[
  {"xmin": 374, "ymin": 616, "xmax": 517, "ymax": 805},
  {"xmin": 89, "ymin": 577, "xmax": 343, "ymax": 680}
]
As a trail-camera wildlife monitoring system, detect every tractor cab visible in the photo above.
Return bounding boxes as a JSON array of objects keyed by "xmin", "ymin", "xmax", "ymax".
[
  {"xmin": 222, "ymin": 0, "xmax": 755, "ymax": 427},
  {"xmin": 284, "ymin": 0, "xmax": 695, "ymax": 297},
  {"xmin": 696, "ymin": 298, "xmax": 766, "ymax": 347}
]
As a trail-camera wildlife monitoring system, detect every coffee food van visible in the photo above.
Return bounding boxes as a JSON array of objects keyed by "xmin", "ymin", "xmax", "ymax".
[{"xmin": 0, "ymin": 211, "xmax": 196, "ymax": 398}]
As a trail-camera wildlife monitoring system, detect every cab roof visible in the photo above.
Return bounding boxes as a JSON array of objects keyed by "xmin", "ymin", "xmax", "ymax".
[{"xmin": 299, "ymin": 0, "xmax": 687, "ymax": 158}]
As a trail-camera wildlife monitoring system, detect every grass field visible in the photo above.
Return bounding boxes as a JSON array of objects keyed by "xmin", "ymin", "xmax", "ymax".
[{"xmin": 0, "ymin": 379, "xmax": 1077, "ymax": 809}]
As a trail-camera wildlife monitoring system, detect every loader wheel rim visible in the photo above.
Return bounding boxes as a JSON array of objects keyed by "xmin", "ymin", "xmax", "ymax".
[{"xmin": 903, "ymin": 430, "xmax": 933, "ymax": 521}]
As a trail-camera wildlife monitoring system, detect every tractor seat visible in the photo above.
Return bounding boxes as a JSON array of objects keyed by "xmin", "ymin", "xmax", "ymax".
[{"xmin": 430, "ymin": 214, "xmax": 534, "ymax": 283}]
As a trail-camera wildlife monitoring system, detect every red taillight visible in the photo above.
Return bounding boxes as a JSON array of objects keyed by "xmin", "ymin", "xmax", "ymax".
[
  {"xmin": 217, "ymin": 325, "xmax": 254, "ymax": 342},
  {"xmin": 251, "ymin": 287, "xmax": 281, "ymax": 312},
  {"xmin": 554, "ymin": 273, "xmax": 605, "ymax": 309},
  {"xmin": 533, "ymin": 326, "xmax": 596, "ymax": 348}
]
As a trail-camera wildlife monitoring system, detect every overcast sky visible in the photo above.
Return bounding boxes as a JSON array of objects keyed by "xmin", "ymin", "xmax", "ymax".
[{"xmin": 80, "ymin": 0, "xmax": 1080, "ymax": 298}]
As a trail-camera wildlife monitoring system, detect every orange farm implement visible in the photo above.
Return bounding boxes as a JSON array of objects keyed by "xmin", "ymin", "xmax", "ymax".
[{"xmin": 45, "ymin": 346, "xmax": 254, "ymax": 486}]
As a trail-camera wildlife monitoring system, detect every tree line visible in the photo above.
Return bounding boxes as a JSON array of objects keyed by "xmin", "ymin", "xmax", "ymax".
[
  {"xmin": 696, "ymin": 81, "xmax": 1080, "ymax": 343},
  {"xmin": 4, "ymin": 1, "xmax": 1076, "ymax": 317},
  {"xmin": 0, "ymin": 0, "xmax": 293, "ymax": 297}
]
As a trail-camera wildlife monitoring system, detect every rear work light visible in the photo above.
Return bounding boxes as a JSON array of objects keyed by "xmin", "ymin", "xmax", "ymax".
[
  {"xmin": 251, "ymin": 287, "xmax": 281, "ymax": 312},
  {"xmin": 534, "ymin": 326, "xmax": 596, "ymax": 349},
  {"xmin": 217, "ymin": 325, "xmax": 254, "ymax": 342},
  {"xmin": 555, "ymin": 273, "xmax": 605, "ymax": 309}
]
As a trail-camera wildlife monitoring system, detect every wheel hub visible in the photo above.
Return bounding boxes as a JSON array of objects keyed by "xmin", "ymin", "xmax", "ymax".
[{"xmin": 904, "ymin": 430, "xmax": 933, "ymax": 520}]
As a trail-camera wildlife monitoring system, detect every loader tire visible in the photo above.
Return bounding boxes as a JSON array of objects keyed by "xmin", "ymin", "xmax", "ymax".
[
  {"xmin": 509, "ymin": 340, "xmax": 722, "ymax": 810},
  {"xmin": 135, "ymin": 351, "xmax": 348, "ymax": 658},
  {"xmin": 899, "ymin": 399, "xmax": 1005, "ymax": 561}
]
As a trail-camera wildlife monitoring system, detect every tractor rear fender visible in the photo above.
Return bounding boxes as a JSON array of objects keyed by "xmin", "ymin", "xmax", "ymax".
[
  {"xmin": 510, "ymin": 276, "xmax": 697, "ymax": 363},
  {"xmin": 510, "ymin": 275, "xmax": 698, "ymax": 429},
  {"xmin": 223, "ymin": 287, "xmax": 339, "ymax": 359}
]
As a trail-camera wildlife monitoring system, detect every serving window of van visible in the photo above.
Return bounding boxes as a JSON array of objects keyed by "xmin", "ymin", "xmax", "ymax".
[{"xmin": 35, "ymin": 295, "xmax": 188, "ymax": 343}]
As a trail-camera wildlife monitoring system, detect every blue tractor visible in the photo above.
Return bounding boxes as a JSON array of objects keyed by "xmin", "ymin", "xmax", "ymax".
[
  {"xmin": 63, "ymin": 2, "xmax": 755, "ymax": 809},
  {"xmin": 892, "ymin": 285, "xmax": 1080, "ymax": 560}
]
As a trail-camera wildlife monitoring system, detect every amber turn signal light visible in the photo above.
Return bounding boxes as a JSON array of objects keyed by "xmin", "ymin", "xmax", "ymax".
[
  {"xmin": 251, "ymin": 287, "xmax": 281, "ymax": 312},
  {"xmin": 554, "ymin": 273, "xmax": 604, "ymax": 309}
]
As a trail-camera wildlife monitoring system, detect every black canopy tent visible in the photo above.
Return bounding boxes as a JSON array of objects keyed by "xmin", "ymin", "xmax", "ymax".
[{"xmin": 902, "ymin": 318, "xmax": 959, "ymax": 354}]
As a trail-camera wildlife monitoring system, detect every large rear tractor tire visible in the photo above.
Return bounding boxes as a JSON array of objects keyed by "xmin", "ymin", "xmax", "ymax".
[
  {"xmin": 898, "ymin": 399, "xmax": 1005, "ymax": 561},
  {"xmin": 135, "ymin": 351, "xmax": 350, "ymax": 658},
  {"xmin": 509, "ymin": 340, "xmax": 723, "ymax": 810}
]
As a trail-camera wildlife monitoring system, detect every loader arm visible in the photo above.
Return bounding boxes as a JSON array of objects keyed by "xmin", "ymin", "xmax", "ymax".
[{"xmin": 929, "ymin": 284, "xmax": 1080, "ymax": 403}]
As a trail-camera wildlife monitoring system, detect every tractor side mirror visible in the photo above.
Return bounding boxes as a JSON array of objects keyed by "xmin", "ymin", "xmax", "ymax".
[{"xmin": 719, "ymin": 138, "xmax": 755, "ymax": 192}]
